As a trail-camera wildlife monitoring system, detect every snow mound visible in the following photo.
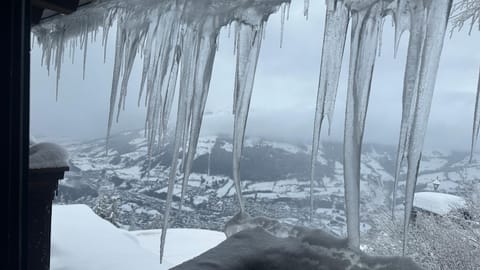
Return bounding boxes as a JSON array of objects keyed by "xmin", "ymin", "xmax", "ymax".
[
  {"xmin": 51, "ymin": 204, "xmax": 168, "ymax": 270},
  {"xmin": 30, "ymin": 142, "xmax": 69, "ymax": 169},
  {"xmin": 413, "ymin": 192, "xmax": 466, "ymax": 216},
  {"xmin": 51, "ymin": 204, "xmax": 226, "ymax": 270},
  {"xmin": 131, "ymin": 229, "xmax": 225, "ymax": 266}
]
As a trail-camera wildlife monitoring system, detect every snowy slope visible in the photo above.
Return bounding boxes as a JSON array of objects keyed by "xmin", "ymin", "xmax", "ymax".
[
  {"xmin": 51, "ymin": 204, "xmax": 170, "ymax": 270},
  {"xmin": 51, "ymin": 204, "xmax": 226, "ymax": 270}
]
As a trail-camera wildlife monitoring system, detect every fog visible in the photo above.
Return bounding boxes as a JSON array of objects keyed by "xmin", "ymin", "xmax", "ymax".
[{"xmin": 30, "ymin": 0, "xmax": 480, "ymax": 151}]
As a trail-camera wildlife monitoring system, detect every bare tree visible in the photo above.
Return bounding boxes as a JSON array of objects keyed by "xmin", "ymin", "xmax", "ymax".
[{"xmin": 450, "ymin": 0, "xmax": 480, "ymax": 33}]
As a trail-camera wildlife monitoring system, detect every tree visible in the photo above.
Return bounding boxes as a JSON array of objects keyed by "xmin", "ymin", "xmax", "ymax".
[
  {"xmin": 93, "ymin": 195, "xmax": 120, "ymax": 227},
  {"xmin": 450, "ymin": 0, "xmax": 480, "ymax": 33}
]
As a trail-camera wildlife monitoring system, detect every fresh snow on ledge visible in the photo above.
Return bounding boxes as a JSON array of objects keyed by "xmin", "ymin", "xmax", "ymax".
[
  {"xmin": 30, "ymin": 142, "xmax": 69, "ymax": 169},
  {"xmin": 51, "ymin": 204, "xmax": 225, "ymax": 270},
  {"xmin": 413, "ymin": 192, "xmax": 466, "ymax": 216}
]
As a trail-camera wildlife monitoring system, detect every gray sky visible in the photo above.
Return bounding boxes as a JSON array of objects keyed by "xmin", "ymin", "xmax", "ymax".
[{"xmin": 30, "ymin": 0, "xmax": 480, "ymax": 151}]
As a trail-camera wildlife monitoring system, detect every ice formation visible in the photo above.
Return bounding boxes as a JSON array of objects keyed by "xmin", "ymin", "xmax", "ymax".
[
  {"xmin": 309, "ymin": 0, "xmax": 452, "ymax": 251},
  {"xmin": 32, "ymin": 0, "xmax": 456, "ymax": 260},
  {"xmin": 470, "ymin": 68, "xmax": 480, "ymax": 162},
  {"xmin": 33, "ymin": 0, "xmax": 287, "ymax": 262},
  {"xmin": 309, "ymin": 0, "xmax": 348, "ymax": 219}
]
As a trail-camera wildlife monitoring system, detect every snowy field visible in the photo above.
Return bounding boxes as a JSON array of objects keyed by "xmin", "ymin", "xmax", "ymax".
[{"xmin": 51, "ymin": 204, "xmax": 226, "ymax": 270}]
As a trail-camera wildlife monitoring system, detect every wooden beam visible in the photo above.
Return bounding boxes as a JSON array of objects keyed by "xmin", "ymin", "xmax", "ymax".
[
  {"xmin": 3, "ymin": 0, "xmax": 30, "ymax": 270},
  {"xmin": 31, "ymin": 7, "xmax": 43, "ymax": 25},
  {"xmin": 32, "ymin": 0, "xmax": 79, "ymax": 14}
]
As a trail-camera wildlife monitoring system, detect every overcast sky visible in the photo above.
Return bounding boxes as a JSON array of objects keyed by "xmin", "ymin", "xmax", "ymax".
[{"xmin": 30, "ymin": 0, "xmax": 480, "ymax": 151}]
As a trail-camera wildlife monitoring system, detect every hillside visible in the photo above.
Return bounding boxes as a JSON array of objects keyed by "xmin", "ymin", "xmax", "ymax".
[{"xmin": 53, "ymin": 130, "xmax": 479, "ymax": 236}]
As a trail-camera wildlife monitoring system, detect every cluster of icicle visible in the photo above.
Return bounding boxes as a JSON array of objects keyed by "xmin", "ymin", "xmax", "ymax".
[
  {"xmin": 33, "ymin": 0, "xmax": 290, "ymax": 262},
  {"xmin": 309, "ymin": 0, "xmax": 453, "ymax": 253},
  {"xmin": 32, "ymin": 0, "xmax": 464, "ymax": 261}
]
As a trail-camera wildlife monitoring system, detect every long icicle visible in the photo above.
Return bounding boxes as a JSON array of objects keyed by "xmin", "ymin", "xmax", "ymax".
[
  {"xmin": 310, "ymin": 0, "xmax": 348, "ymax": 220},
  {"xmin": 159, "ymin": 27, "xmax": 198, "ymax": 263},
  {"xmin": 470, "ymin": 67, "xmax": 480, "ymax": 162},
  {"xmin": 402, "ymin": 0, "xmax": 452, "ymax": 254},
  {"xmin": 232, "ymin": 23, "xmax": 264, "ymax": 213},
  {"xmin": 106, "ymin": 15, "xmax": 126, "ymax": 154},
  {"xmin": 180, "ymin": 20, "xmax": 218, "ymax": 209},
  {"xmin": 343, "ymin": 2, "xmax": 382, "ymax": 249},
  {"xmin": 392, "ymin": 0, "xmax": 426, "ymax": 219}
]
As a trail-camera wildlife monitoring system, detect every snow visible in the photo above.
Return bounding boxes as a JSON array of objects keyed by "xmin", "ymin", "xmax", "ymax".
[
  {"xmin": 51, "ymin": 204, "xmax": 169, "ymax": 270},
  {"xmin": 132, "ymin": 229, "xmax": 226, "ymax": 266},
  {"xmin": 216, "ymin": 179, "xmax": 235, "ymax": 198},
  {"xmin": 29, "ymin": 142, "xmax": 69, "ymax": 169},
  {"xmin": 195, "ymin": 136, "xmax": 217, "ymax": 157},
  {"xmin": 413, "ymin": 192, "xmax": 467, "ymax": 216},
  {"xmin": 51, "ymin": 204, "xmax": 225, "ymax": 270},
  {"xmin": 193, "ymin": 195, "xmax": 209, "ymax": 206},
  {"xmin": 112, "ymin": 166, "xmax": 142, "ymax": 180}
]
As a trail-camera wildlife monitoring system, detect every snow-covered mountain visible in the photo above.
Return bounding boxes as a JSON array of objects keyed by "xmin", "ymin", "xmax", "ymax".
[{"xmin": 54, "ymin": 129, "xmax": 479, "ymax": 236}]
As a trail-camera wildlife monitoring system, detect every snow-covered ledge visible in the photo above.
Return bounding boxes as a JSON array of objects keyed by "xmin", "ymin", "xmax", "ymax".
[
  {"xmin": 29, "ymin": 142, "xmax": 69, "ymax": 170},
  {"xmin": 28, "ymin": 140, "xmax": 69, "ymax": 270}
]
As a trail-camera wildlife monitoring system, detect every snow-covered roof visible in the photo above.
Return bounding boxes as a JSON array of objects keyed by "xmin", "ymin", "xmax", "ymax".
[{"xmin": 413, "ymin": 192, "xmax": 466, "ymax": 216}]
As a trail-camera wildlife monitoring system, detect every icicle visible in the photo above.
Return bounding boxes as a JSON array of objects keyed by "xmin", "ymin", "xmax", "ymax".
[
  {"xmin": 280, "ymin": 3, "xmax": 286, "ymax": 48},
  {"xmin": 82, "ymin": 32, "xmax": 88, "ymax": 80},
  {"xmin": 393, "ymin": 0, "xmax": 410, "ymax": 57},
  {"xmin": 232, "ymin": 22, "xmax": 241, "ymax": 114},
  {"xmin": 401, "ymin": 0, "xmax": 452, "ymax": 254},
  {"xmin": 470, "ymin": 68, "xmax": 480, "ymax": 162},
  {"xmin": 304, "ymin": 0, "xmax": 310, "ymax": 19},
  {"xmin": 377, "ymin": 17, "xmax": 385, "ymax": 57},
  {"xmin": 162, "ymin": 44, "xmax": 182, "ymax": 135},
  {"xmin": 54, "ymin": 27, "xmax": 66, "ymax": 101},
  {"xmin": 343, "ymin": 2, "xmax": 382, "ymax": 249},
  {"xmin": 31, "ymin": 1, "xmax": 292, "ymax": 264},
  {"xmin": 228, "ymin": 22, "xmax": 232, "ymax": 38},
  {"xmin": 159, "ymin": 23, "xmax": 202, "ymax": 262},
  {"xmin": 392, "ymin": 0, "xmax": 426, "ymax": 220},
  {"xmin": 232, "ymin": 23, "xmax": 264, "ymax": 212},
  {"xmin": 310, "ymin": 0, "xmax": 348, "ymax": 220},
  {"xmin": 72, "ymin": 39, "xmax": 77, "ymax": 64},
  {"xmin": 287, "ymin": 2, "xmax": 291, "ymax": 20},
  {"xmin": 180, "ymin": 19, "xmax": 218, "ymax": 210},
  {"xmin": 117, "ymin": 32, "xmax": 143, "ymax": 121},
  {"xmin": 106, "ymin": 16, "xmax": 126, "ymax": 153}
]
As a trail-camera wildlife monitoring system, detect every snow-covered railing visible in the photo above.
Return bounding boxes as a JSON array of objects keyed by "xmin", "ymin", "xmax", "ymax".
[{"xmin": 31, "ymin": 0, "xmax": 477, "ymax": 261}]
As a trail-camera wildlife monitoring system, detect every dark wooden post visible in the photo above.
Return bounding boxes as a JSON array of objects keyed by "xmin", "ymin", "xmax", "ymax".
[
  {"xmin": 28, "ymin": 167, "xmax": 69, "ymax": 270},
  {"xmin": 3, "ymin": 1, "xmax": 30, "ymax": 270}
]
